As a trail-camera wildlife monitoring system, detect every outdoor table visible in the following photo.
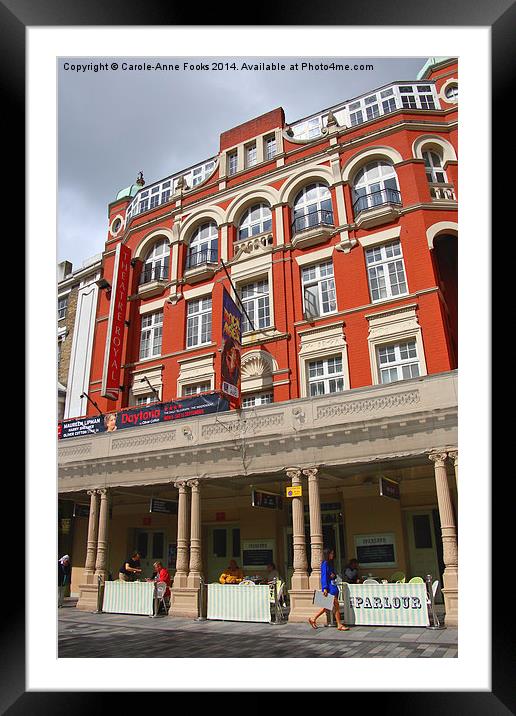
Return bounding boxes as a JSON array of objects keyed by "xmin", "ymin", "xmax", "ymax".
[
  {"xmin": 102, "ymin": 580, "xmax": 155, "ymax": 616},
  {"xmin": 339, "ymin": 582, "xmax": 430, "ymax": 627},
  {"xmin": 207, "ymin": 583, "xmax": 271, "ymax": 623}
]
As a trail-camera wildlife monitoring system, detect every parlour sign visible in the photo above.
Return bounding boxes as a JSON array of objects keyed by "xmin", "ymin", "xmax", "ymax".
[{"xmin": 101, "ymin": 242, "xmax": 132, "ymax": 400}]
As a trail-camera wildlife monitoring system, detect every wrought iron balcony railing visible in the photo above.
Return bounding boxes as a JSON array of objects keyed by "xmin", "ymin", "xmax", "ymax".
[
  {"xmin": 352, "ymin": 188, "xmax": 402, "ymax": 216},
  {"xmin": 185, "ymin": 247, "xmax": 218, "ymax": 270},
  {"xmin": 291, "ymin": 207, "xmax": 334, "ymax": 234},
  {"xmin": 139, "ymin": 264, "xmax": 169, "ymax": 286}
]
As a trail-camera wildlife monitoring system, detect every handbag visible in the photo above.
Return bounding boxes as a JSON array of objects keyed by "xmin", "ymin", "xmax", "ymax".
[{"xmin": 313, "ymin": 590, "xmax": 335, "ymax": 609}]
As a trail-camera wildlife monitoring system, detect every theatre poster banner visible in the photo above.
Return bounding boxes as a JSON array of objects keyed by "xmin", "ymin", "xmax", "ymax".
[
  {"xmin": 58, "ymin": 393, "xmax": 229, "ymax": 439},
  {"xmin": 221, "ymin": 288, "xmax": 241, "ymax": 404}
]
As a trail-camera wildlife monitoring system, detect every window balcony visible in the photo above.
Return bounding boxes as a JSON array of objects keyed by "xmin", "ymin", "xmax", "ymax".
[
  {"xmin": 184, "ymin": 247, "xmax": 218, "ymax": 283},
  {"xmin": 291, "ymin": 208, "xmax": 335, "ymax": 249},
  {"xmin": 137, "ymin": 265, "xmax": 169, "ymax": 299},
  {"xmin": 353, "ymin": 188, "xmax": 402, "ymax": 229},
  {"xmin": 428, "ymin": 182, "xmax": 457, "ymax": 203}
]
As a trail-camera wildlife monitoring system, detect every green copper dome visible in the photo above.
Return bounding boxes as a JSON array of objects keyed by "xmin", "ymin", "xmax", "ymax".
[{"xmin": 115, "ymin": 184, "xmax": 140, "ymax": 200}]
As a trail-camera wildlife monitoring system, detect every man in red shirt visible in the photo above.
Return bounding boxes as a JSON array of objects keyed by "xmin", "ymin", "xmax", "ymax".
[{"xmin": 152, "ymin": 560, "xmax": 171, "ymax": 613}]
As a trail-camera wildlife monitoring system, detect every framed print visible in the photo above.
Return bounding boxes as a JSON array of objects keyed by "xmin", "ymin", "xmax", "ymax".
[{"xmin": 10, "ymin": 0, "xmax": 507, "ymax": 710}]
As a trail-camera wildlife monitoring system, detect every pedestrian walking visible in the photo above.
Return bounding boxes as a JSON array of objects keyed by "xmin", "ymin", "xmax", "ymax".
[{"xmin": 309, "ymin": 547, "xmax": 349, "ymax": 631}]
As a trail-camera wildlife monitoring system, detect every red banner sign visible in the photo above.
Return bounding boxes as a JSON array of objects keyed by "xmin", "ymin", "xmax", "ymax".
[{"xmin": 101, "ymin": 243, "xmax": 132, "ymax": 400}]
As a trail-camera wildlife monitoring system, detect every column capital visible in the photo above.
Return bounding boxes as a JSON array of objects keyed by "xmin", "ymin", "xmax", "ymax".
[
  {"xmin": 87, "ymin": 489, "xmax": 97, "ymax": 497},
  {"xmin": 429, "ymin": 451, "xmax": 448, "ymax": 467},
  {"xmin": 187, "ymin": 479, "xmax": 200, "ymax": 489},
  {"xmin": 285, "ymin": 467, "xmax": 302, "ymax": 481},
  {"xmin": 302, "ymin": 467, "xmax": 319, "ymax": 480},
  {"xmin": 96, "ymin": 488, "xmax": 108, "ymax": 496},
  {"xmin": 448, "ymin": 450, "xmax": 458, "ymax": 464},
  {"xmin": 174, "ymin": 480, "xmax": 189, "ymax": 491}
]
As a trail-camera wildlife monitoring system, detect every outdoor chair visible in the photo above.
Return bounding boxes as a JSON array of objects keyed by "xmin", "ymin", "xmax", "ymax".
[{"xmin": 154, "ymin": 581, "xmax": 168, "ymax": 615}]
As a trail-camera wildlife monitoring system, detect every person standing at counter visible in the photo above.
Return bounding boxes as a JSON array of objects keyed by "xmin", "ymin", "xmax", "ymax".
[
  {"xmin": 119, "ymin": 551, "xmax": 143, "ymax": 581},
  {"xmin": 309, "ymin": 548, "xmax": 350, "ymax": 631}
]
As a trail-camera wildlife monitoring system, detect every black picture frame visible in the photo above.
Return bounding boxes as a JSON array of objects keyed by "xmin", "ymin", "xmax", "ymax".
[{"xmin": 10, "ymin": 0, "xmax": 506, "ymax": 711}]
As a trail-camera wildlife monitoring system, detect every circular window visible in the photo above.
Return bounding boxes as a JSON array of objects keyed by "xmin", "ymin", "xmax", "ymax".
[
  {"xmin": 111, "ymin": 217, "xmax": 122, "ymax": 234},
  {"xmin": 444, "ymin": 84, "xmax": 458, "ymax": 101}
]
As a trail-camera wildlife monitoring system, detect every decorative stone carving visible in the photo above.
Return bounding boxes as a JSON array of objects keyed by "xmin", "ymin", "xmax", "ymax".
[
  {"xmin": 317, "ymin": 391, "xmax": 420, "ymax": 420},
  {"xmin": 201, "ymin": 413, "xmax": 284, "ymax": 439},
  {"xmin": 241, "ymin": 351, "xmax": 274, "ymax": 379},
  {"xmin": 429, "ymin": 451, "xmax": 448, "ymax": 468},
  {"xmin": 111, "ymin": 431, "xmax": 176, "ymax": 450},
  {"xmin": 60, "ymin": 444, "xmax": 92, "ymax": 459}
]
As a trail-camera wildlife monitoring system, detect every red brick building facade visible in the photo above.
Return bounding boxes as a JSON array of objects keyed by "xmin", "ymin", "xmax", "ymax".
[{"xmin": 60, "ymin": 58, "xmax": 459, "ymax": 624}]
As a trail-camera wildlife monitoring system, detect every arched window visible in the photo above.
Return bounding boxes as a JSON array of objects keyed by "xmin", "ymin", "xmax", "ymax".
[
  {"xmin": 352, "ymin": 161, "xmax": 401, "ymax": 215},
  {"xmin": 140, "ymin": 239, "xmax": 170, "ymax": 285},
  {"xmin": 423, "ymin": 150, "xmax": 448, "ymax": 184},
  {"xmin": 238, "ymin": 204, "xmax": 272, "ymax": 241},
  {"xmin": 187, "ymin": 222, "xmax": 218, "ymax": 269},
  {"xmin": 292, "ymin": 183, "xmax": 333, "ymax": 233}
]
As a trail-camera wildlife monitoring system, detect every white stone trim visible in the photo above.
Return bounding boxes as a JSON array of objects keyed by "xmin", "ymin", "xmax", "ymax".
[
  {"xmin": 278, "ymin": 163, "xmax": 335, "ymax": 206},
  {"xmin": 225, "ymin": 184, "xmax": 280, "ymax": 225},
  {"xmin": 295, "ymin": 245, "xmax": 335, "ymax": 266},
  {"xmin": 131, "ymin": 364, "xmax": 164, "ymax": 398},
  {"xmin": 366, "ymin": 304, "xmax": 427, "ymax": 385},
  {"xmin": 179, "ymin": 206, "xmax": 226, "ymax": 244},
  {"xmin": 132, "ymin": 228, "xmax": 174, "ymax": 261},
  {"xmin": 357, "ymin": 226, "xmax": 402, "ymax": 249},
  {"xmin": 183, "ymin": 284, "xmax": 215, "ymax": 301},
  {"xmin": 241, "ymin": 349, "xmax": 277, "ymax": 392},
  {"xmin": 139, "ymin": 297, "xmax": 168, "ymax": 315},
  {"xmin": 439, "ymin": 78, "xmax": 459, "ymax": 105},
  {"xmin": 412, "ymin": 135, "xmax": 457, "ymax": 164},
  {"xmin": 177, "ymin": 353, "xmax": 215, "ymax": 396},
  {"xmin": 109, "ymin": 213, "xmax": 126, "ymax": 238},
  {"xmin": 426, "ymin": 221, "xmax": 458, "ymax": 249},
  {"xmin": 341, "ymin": 146, "xmax": 404, "ymax": 183},
  {"xmin": 275, "ymin": 205, "xmax": 285, "ymax": 246},
  {"xmin": 298, "ymin": 322, "xmax": 349, "ymax": 398},
  {"xmin": 229, "ymin": 251, "xmax": 273, "ymax": 283}
]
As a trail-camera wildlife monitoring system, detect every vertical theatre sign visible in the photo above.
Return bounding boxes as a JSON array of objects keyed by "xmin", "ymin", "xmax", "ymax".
[
  {"xmin": 101, "ymin": 242, "xmax": 132, "ymax": 400},
  {"xmin": 221, "ymin": 288, "xmax": 241, "ymax": 405}
]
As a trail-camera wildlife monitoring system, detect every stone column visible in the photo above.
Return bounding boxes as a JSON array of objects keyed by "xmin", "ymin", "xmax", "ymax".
[
  {"xmin": 187, "ymin": 479, "xmax": 202, "ymax": 588},
  {"xmin": 429, "ymin": 451, "xmax": 458, "ymax": 626},
  {"xmin": 76, "ymin": 488, "xmax": 102, "ymax": 611},
  {"xmin": 304, "ymin": 467, "xmax": 323, "ymax": 590},
  {"xmin": 287, "ymin": 467, "xmax": 308, "ymax": 589},
  {"xmin": 173, "ymin": 481, "xmax": 190, "ymax": 589},
  {"xmin": 94, "ymin": 489, "xmax": 110, "ymax": 581},
  {"xmin": 448, "ymin": 450, "xmax": 458, "ymax": 491},
  {"xmin": 83, "ymin": 489, "xmax": 99, "ymax": 584}
]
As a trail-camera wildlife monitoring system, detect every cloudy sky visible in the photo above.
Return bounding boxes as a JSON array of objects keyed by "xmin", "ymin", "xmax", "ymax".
[{"xmin": 58, "ymin": 56, "xmax": 428, "ymax": 269}]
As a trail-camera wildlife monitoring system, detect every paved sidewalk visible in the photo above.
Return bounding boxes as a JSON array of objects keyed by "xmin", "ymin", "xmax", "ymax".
[{"xmin": 58, "ymin": 602, "xmax": 457, "ymax": 659}]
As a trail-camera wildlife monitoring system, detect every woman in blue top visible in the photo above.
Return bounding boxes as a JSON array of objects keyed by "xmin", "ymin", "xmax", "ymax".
[{"xmin": 309, "ymin": 548, "xmax": 349, "ymax": 631}]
